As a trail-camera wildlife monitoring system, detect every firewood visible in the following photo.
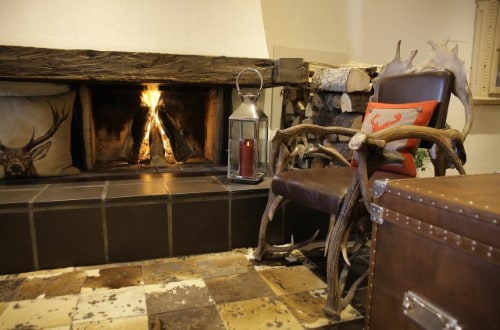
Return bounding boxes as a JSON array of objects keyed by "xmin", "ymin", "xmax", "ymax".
[
  {"xmin": 311, "ymin": 68, "xmax": 371, "ymax": 93},
  {"xmin": 157, "ymin": 109, "xmax": 195, "ymax": 162},
  {"xmin": 332, "ymin": 113, "xmax": 363, "ymax": 142},
  {"xmin": 119, "ymin": 121, "xmax": 135, "ymax": 163},
  {"xmin": 123, "ymin": 107, "xmax": 150, "ymax": 164},
  {"xmin": 149, "ymin": 125, "xmax": 169, "ymax": 166},
  {"xmin": 339, "ymin": 92, "xmax": 371, "ymax": 113},
  {"xmin": 285, "ymin": 101, "xmax": 295, "ymax": 115}
]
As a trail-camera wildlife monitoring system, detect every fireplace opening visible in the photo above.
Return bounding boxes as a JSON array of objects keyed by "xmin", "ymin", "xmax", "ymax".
[{"xmin": 89, "ymin": 84, "xmax": 230, "ymax": 172}]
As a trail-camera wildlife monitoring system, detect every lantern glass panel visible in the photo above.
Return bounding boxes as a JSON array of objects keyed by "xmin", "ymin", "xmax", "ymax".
[{"xmin": 257, "ymin": 118, "xmax": 268, "ymax": 170}]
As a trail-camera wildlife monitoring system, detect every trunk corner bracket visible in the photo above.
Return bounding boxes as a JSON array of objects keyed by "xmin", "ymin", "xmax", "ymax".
[{"xmin": 370, "ymin": 203, "xmax": 384, "ymax": 224}]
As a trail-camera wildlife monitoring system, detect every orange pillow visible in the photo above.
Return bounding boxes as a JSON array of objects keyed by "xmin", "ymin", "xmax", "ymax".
[{"xmin": 353, "ymin": 100, "xmax": 439, "ymax": 177}]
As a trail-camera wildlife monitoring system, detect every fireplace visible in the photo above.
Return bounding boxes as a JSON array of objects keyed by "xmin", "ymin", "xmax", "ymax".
[
  {"xmin": 87, "ymin": 84, "xmax": 230, "ymax": 173},
  {"xmin": 0, "ymin": 45, "xmax": 317, "ymax": 275}
]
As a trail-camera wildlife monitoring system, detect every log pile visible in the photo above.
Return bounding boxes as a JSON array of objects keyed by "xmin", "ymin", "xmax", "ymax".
[{"xmin": 281, "ymin": 65, "xmax": 378, "ymax": 164}]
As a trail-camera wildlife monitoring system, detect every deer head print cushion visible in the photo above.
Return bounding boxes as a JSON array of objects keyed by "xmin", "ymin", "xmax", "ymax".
[{"xmin": 0, "ymin": 91, "xmax": 79, "ymax": 178}]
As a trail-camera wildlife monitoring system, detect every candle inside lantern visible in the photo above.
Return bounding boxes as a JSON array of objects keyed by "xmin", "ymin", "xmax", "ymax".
[{"xmin": 239, "ymin": 139, "xmax": 254, "ymax": 177}]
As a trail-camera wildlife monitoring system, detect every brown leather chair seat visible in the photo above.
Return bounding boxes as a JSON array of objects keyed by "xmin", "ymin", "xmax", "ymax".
[{"xmin": 272, "ymin": 167, "xmax": 408, "ymax": 214}]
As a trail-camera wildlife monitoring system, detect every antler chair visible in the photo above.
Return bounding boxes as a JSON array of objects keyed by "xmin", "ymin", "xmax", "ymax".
[{"xmin": 253, "ymin": 70, "xmax": 468, "ymax": 319}]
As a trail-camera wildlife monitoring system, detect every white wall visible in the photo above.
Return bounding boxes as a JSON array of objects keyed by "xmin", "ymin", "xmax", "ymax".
[
  {"xmin": 0, "ymin": 0, "xmax": 269, "ymax": 58},
  {"xmin": 0, "ymin": 0, "xmax": 498, "ymax": 174},
  {"xmin": 261, "ymin": 0, "xmax": 500, "ymax": 175},
  {"xmin": 0, "ymin": 0, "xmax": 272, "ymax": 136}
]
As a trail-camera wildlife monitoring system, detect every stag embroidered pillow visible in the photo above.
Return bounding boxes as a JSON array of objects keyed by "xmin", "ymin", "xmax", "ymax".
[
  {"xmin": 0, "ymin": 81, "xmax": 71, "ymax": 96},
  {"xmin": 0, "ymin": 91, "xmax": 78, "ymax": 178},
  {"xmin": 356, "ymin": 100, "xmax": 438, "ymax": 176}
]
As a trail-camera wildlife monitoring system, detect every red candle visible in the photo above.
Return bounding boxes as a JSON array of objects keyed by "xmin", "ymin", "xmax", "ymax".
[{"xmin": 239, "ymin": 139, "xmax": 254, "ymax": 177}]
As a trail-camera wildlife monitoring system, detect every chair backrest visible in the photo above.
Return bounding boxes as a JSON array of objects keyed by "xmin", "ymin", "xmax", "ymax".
[{"xmin": 377, "ymin": 70, "xmax": 454, "ymax": 148}]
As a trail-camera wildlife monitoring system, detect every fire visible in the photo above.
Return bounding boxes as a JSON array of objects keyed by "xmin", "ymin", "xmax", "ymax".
[
  {"xmin": 139, "ymin": 84, "xmax": 172, "ymax": 165},
  {"xmin": 141, "ymin": 84, "xmax": 162, "ymax": 110}
]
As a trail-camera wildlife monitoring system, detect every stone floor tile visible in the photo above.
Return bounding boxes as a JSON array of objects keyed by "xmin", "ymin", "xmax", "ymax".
[
  {"xmin": 72, "ymin": 315, "xmax": 149, "ymax": 329},
  {"xmin": 0, "ymin": 302, "xmax": 7, "ymax": 317},
  {"xmin": 145, "ymin": 279, "xmax": 214, "ymax": 314},
  {"xmin": 0, "ymin": 295, "xmax": 78, "ymax": 329},
  {"xmin": 258, "ymin": 265, "xmax": 327, "ymax": 296},
  {"xmin": 0, "ymin": 274, "xmax": 18, "ymax": 281},
  {"xmin": 0, "ymin": 248, "xmax": 364, "ymax": 329},
  {"xmin": 142, "ymin": 258, "xmax": 201, "ymax": 284},
  {"xmin": 217, "ymin": 296, "xmax": 303, "ymax": 330},
  {"xmin": 0, "ymin": 278, "xmax": 24, "ymax": 302},
  {"xmin": 81, "ymin": 265, "xmax": 143, "ymax": 293},
  {"xmin": 278, "ymin": 288, "xmax": 363, "ymax": 328},
  {"xmin": 72, "ymin": 286, "xmax": 147, "ymax": 324},
  {"xmin": 16, "ymin": 270, "xmax": 86, "ymax": 299},
  {"xmin": 204, "ymin": 270, "xmax": 275, "ymax": 304},
  {"xmin": 17, "ymin": 267, "xmax": 75, "ymax": 279},
  {"xmin": 148, "ymin": 305, "xmax": 225, "ymax": 329},
  {"xmin": 196, "ymin": 251, "xmax": 251, "ymax": 278}
]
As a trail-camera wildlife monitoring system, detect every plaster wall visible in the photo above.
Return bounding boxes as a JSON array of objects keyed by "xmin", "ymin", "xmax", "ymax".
[
  {"xmin": 0, "ymin": 0, "xmax": 269, "ymax": 58},
  {"xmin": 0, "ymin": 0, "xmax": 498, "ymax": 174}
]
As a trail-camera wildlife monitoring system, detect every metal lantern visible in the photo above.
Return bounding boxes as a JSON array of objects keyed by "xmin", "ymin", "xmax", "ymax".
[{"xmin": 228, "ymin": 68, "xmax": 268, "ymax": 183}]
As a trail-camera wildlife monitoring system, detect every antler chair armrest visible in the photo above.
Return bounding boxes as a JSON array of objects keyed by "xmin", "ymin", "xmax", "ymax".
[
  {"xmin": 270, "ymin": 123, "xmax": 360, "ymax": 175},
  {"xmin": 352, "ymin": 125, "xmax": 467, "ymax": 214}
]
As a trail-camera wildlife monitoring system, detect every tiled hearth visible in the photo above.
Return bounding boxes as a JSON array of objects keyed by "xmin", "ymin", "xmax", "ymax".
[{"xmin": 0, "ymin": 166, "xmax": 330, "ymax": 275}]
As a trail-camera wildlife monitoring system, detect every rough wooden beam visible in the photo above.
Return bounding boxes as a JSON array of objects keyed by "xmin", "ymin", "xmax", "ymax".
[
  {"xmin": 273, "ymin": 58, "xmax": 308, "ymax": 85},
  {"xmin": 0, "ymin": 45, "xmax": 276, "ymax": 87}
]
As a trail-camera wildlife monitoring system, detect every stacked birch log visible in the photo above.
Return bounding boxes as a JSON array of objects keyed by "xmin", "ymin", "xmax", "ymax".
[{"xmin": 282, "ymin": 64, "xmax": 377, "ymax": 163}]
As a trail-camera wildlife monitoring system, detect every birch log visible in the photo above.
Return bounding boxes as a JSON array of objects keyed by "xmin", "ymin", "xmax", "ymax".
[{"xmin": 311, "ymin": 68, "xmax": 371, "ymax": 93}]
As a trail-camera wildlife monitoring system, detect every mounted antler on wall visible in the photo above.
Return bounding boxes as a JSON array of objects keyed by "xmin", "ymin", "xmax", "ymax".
[{"xmin": 371, "ymin": 40, "xmax": 473, "ymax": 139}]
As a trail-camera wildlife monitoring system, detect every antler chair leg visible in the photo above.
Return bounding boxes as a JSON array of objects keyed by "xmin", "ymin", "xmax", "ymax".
[
  {"xmin": 254, "ymin": 191, "xmax": 320, "ymax": 261},
  {"xmin": 324, "ymin": 178, "xmax": 363, "ymax": 319},
  {"xmin": 254, "ymin": 192, "xmax": 284, "ymax": 261}
]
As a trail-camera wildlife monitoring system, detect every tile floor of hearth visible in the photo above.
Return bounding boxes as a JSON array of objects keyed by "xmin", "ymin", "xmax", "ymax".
[{"xmin": 0, "ymin": 247, "xmax": 365, "ymax": 329}]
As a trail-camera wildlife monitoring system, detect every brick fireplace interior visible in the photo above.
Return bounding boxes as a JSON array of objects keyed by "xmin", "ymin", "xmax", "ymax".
[{"xmin": 0, "ymin": 45, "xmax": 330, "ymax": 275}]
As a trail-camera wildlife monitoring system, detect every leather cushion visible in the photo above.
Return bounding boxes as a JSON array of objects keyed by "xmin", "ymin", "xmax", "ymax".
[{"xmin": 272, "ymin": 167, "xmax": 408, "ymax": 214}]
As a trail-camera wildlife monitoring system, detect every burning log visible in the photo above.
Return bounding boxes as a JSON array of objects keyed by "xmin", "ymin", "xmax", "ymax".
[
  {"xmin": 149, "ymin": 124, "xmax": 169, "ymax": 166},
  {"xmin": 119, "ymin": 107, "xmax": 147, "ymax": 164},
  {"xmin": 157, "ymin": 108, "xmax": 194, "ymax": 162}
]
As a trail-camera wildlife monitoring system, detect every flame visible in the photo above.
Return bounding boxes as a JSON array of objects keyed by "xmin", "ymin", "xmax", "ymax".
[
  {"xmin": 141, "ymin": 84, "xmax": 162, "ymax": 109},
  {"xmin": 139, "ymin": 84, "xmax": 171, "ymax": 163}
]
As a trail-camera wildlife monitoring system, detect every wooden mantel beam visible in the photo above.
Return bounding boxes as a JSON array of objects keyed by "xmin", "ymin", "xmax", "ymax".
[{"xmin": 0, "ymin": 45, "xmax": 290, "ymax": 87}]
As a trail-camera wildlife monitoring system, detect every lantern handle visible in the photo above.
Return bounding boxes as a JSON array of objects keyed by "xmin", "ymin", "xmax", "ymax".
[{"xmin": 236, "ymin": 67, "xmax": 263, "ymax": 97}]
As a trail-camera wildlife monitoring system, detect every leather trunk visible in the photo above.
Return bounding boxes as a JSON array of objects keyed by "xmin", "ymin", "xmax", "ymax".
[{"xmin": 365, "ymin": 173, "xmax": 500, "ymax": 329}]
